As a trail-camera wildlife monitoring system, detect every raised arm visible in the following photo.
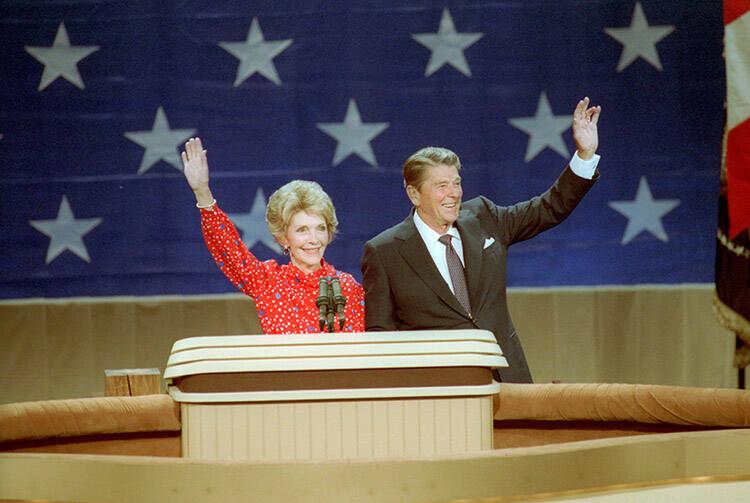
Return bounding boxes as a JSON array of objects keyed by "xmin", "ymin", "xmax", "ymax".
[
  {"xmin": 181, "ymin": 137, "xmax": 269, "ymax": 298},
  {"xmin": 182, "ymin": 137, "xmax": 215, "ymax": 208},
  {"xmin": 492, "ymin": 98, "xmax": 601, "ymax": 245}
]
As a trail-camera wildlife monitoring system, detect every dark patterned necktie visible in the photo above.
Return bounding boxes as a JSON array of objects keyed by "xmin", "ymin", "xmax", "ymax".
[{"xmin": 438, "ymin": 234, "xmax": 471, "ymax": 315}]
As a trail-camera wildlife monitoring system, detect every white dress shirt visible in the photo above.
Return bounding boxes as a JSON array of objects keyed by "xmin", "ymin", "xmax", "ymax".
[
  {"xmin": 413, "ymin": 210, "xmax": 465, "ymax": 294},
  {"xmin": 413, "ymin": 152, "xmax": 600, "ymax": 293},
  {"xmin": 568, "ymin": 151, "xmax": 600, "ymax": 179}
]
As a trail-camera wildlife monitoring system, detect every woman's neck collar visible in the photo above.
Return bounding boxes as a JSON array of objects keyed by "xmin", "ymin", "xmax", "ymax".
[{"xmin": 288, "ymin": 258, "xmax": 328, "ymax": 276}]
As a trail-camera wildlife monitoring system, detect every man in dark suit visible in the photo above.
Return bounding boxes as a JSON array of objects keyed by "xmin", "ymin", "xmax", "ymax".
[{"xmin": 361, "ymin": 98, "xmax": 601, "ymax": 383}]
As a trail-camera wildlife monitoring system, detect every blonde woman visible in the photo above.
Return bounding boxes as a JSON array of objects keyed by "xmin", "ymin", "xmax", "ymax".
[{"xmin": 182, "ymin": 137, "xmax": 364, "ymax": 334}]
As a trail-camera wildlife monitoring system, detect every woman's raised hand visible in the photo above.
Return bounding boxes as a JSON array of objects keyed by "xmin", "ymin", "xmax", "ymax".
[{"xmin": 181, "ymin": 137, "xmax": 214, "ymax": 206}]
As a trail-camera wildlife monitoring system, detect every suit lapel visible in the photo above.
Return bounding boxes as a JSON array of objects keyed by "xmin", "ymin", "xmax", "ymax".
[
  {"xmin": 456, "ymin": 212, "xmax": 483, "ymax": 309},
  {"xmin": 396, "ymin": 217, "xmax": 468, "ymax": 316}
]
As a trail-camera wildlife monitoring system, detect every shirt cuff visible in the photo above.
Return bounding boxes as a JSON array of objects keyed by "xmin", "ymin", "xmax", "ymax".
[{"xmin": 569, "ymin": 152, "xmax": 600, "ymax": 179}]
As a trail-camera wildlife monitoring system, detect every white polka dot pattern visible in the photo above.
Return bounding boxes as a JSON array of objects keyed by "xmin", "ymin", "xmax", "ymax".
[{"xmin": 200, "ymin": 204, "xmax": 365, "ymax": 334}]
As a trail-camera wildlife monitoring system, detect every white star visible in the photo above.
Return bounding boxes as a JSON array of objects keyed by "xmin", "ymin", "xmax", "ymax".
[
  {"xmin": 608, "ymin": 177, "xmax": 680, "ymax": 245},
  {"xmin": 604, "ymin": 2, "xmax": 675, "ymax": 72},
  {"xmin": 124, "ymin": 107, "xmax": 196, "ymax": 175},
  {"xmin": 219, "ymin": 17, "xmax": 293, "ymax": 86},
  {"xmin": 412, "ymin": 7, "xmax": 483, "ymax": 77},
  {"xmin": 316, "ymin": 99, "xmax": 389, "ymax": 167},
  {"xmin": 508, "ymin": 92, "xmax": 572, "ymax": 162},
  {"xmin": 30, "ymin": 195, "xmax": 102, "ymax": 264},
  {"xmin": 229, "ymin": 187, "xmax": 283, "ymax": 254},
  {"xmin": 24, "ymin": 22, "xmax": 99, "ymax": 91}
]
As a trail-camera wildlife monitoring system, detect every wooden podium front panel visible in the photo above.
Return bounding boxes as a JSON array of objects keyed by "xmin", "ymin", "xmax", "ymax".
[{"xmin": 181, "ymin": 396, "xmax": 494, "ymax": 461}]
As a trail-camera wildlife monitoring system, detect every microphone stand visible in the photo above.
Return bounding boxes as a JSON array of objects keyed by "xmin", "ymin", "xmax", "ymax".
[
  {"xmin": 316, "ymin": 277, "xmax": 333, "ymax": 332},
  {"xmin": 315, "ymin": 276, "xmax": 347, "ymax": 333},
  {"xmin": 331, "ymin": 277, "xmax": 346, "ymax": 330},
  {"xmin": 325, "ymin": 279, "xmax": 336, "ymax": 332}
]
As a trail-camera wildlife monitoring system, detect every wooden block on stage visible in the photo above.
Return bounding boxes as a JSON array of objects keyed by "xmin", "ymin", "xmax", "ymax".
[{"xmin": 105, "ymin": 368, "xmax": 161, "ymax": 396}]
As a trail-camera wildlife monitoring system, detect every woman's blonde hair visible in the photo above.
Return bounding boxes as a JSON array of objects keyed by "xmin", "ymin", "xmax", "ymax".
[
  {"xmin": 265, "ymin": 180, "xmax": 339, "ymax": 242},
  {"xmin": 402, "ymin": 146, "xmax": 462, "ymax": 191}
]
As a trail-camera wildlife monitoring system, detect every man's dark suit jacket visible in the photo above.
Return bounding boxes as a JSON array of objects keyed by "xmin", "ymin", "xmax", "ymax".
[{"xmin": 361, "ymin": 166, "xmax": 598, "ymax": 383}]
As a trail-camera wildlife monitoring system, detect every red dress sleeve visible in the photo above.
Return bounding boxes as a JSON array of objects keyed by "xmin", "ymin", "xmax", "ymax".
[{"xmin": 200, "ymin": 205, "xmax": 271, "ymax": 299}]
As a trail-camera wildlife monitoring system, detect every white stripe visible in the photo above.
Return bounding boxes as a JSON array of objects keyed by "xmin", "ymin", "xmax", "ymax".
[
  {"xmin": 726, "ymin": 10, "xmax": 750, "ymax": 130},
  {"xmin": 169, "ymin": 381, "xmax": 501, "ymax": 403}
]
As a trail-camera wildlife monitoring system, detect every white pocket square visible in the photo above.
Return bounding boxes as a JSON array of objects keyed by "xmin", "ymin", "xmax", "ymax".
[{"xmin": 483, "ymin": 237, "xmax": 495, "ymax": 249}]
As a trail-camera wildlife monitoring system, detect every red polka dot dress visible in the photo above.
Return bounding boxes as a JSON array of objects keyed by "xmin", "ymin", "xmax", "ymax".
[{"xmin": 200, "ymin": 204, "xmax": 365, "ymax": 334}]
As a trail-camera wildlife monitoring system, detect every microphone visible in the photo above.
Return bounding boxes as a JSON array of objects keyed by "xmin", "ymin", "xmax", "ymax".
[
  {"xmin": 315, "ymin": 276, "xmax": 330, "ymax": 332},
  {"xmin": 331, "ymin": 277, "xmax": 346, "ymax": 330},
  {"xmin": 315, "ymin": 276, "xmax": 347, "ymax": 333},
  {"xmin": 325, "ymin": 278, "xmax": 336, "ymax": 333}
]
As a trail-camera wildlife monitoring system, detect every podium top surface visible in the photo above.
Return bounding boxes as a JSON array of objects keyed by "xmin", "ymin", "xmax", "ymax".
[
  {"xmin": 164, "ymin": 329, "xmax": 505, "ymax": 380},
  {"xmin": 169, "ymin": 329, "xmax": 497, "ymax": 351}
]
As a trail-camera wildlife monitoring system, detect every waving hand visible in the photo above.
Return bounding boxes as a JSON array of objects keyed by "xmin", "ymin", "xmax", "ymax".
[
  {"xmin": 181, "ymin": 137, "xmax": 214, "ymax": 207},
  {"xmin": 572, "ymin": 97, "xmax": 601, "ymax": 160}
]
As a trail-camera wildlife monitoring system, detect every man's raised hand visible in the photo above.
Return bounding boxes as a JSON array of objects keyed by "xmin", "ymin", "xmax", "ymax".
[{"xmin": 572, "ymin": 97, "xmax": 601, "ymax": 160}]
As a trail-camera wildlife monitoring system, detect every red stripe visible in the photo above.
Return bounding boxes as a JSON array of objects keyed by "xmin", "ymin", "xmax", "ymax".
[
  {"xmin": 727, "ymin": 117, "xmax": 750, "ymax": 238},
  {"xmin": 725, "ymin": 0, "xmax": 750, "ymax": 25}
]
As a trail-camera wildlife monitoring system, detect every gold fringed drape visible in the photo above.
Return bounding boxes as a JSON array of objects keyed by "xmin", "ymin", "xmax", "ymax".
[{"xmin": 714, "ymin": 294, "xmax": 750, "ymax": 368}]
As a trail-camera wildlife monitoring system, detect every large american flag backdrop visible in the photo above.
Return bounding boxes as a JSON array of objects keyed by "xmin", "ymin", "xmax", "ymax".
[{"xmin": 0, "ymin": 1, "xmax": 724, "ymax": 299}]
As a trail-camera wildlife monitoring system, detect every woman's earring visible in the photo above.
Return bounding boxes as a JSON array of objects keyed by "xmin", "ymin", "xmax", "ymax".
[{"xmin": 283, "ymin": 247, "xmax": 289, "ymax": 255}]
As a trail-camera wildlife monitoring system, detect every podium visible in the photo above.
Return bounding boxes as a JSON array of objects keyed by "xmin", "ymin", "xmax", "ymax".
[{"xmin": 164, "ymin": 330, "xmax": 505, "ymax": 461}]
